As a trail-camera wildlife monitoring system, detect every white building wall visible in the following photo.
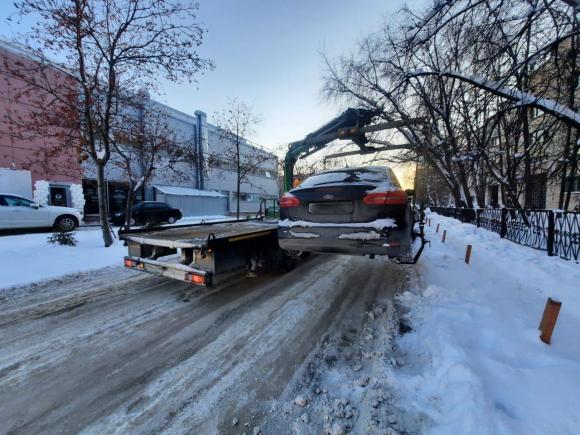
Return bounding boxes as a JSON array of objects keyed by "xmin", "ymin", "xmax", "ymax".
[
  {"xmin": 204, "ymin": 124, "xmax": 278, "ymax": 213},
  {"xmin": 0, "ymin": 168, "xmax": 32, "ymax": 198},
  {"xmin": 80, "ymin": 101, "xmax": 277, "ymax": 215}
]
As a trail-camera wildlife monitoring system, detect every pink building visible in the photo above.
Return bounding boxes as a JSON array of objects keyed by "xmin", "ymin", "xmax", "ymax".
[{"xmin": 0, "ymin": 40, "xmax": 82, "ymax": 207}]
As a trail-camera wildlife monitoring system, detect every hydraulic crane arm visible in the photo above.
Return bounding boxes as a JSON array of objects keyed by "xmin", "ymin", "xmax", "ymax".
[{"xmin": 283, "ymin": 108, "xmax": 424, "ymax": 191}]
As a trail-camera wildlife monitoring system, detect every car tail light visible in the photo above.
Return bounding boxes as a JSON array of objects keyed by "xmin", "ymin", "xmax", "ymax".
[
  {"xmin": 280, "ymin": 193, "xmax": 300, "ymax": 208},
  {"xmin": 186, "ymin": 272, "xmax": 205, "ymax": 285},
  {"xmin": 363, "ymin": 190, "xmax": 408, "ymax": 205}
]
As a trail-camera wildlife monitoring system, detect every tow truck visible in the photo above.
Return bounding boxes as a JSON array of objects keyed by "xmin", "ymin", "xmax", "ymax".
[{"xmin": 119, "ymin": 108, "xmax": 427, "ymax": 286}]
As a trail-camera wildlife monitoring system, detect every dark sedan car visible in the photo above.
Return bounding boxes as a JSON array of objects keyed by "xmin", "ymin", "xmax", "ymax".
[
  {"xmin": 278, "ymin": 166, "xmax": 414, "ymax": 259},
  {"xmin": 111, "ymin": 201, "xmax": 182, "ymax": 226}
]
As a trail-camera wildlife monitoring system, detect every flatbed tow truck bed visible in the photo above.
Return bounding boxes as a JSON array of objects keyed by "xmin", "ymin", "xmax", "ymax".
[{"xmin": 119, "ymin": 219, "xmax": 280, "ymax": 286}]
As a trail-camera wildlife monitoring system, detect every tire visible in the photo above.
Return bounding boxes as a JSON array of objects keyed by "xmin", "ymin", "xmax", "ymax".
[
  {"xmin": 54, "ymin": 215, "xmax": 78, "ymax": 232},
  {"xmin": 275, "ymin": 249, "xmax": 297, "ymax": 272},
  {"xmin": 130, "ymin": 217, "xmax": 136, "ymax": 226}
]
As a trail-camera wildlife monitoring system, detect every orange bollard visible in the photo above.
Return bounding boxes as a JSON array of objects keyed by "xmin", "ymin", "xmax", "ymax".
[
  {"xmin": 539, "ymin": 298, "xmax": 562, "ymax": 344},
  {"xmin": 465, "ymin": 245, "xmax": 472, "ymax": 264},
  {"xmin": 442, "ymin": 230, "xmax": 447, "ymax": 243}
]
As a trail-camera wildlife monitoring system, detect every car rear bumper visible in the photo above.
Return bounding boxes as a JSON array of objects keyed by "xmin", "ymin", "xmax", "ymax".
[{"xmin": 278, "ymin": 225, "xmax": 411, "ymax": 257}]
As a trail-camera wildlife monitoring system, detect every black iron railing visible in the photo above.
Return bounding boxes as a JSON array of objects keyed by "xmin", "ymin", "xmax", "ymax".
[{"xmin": 429, "ymin": 206, "xmax": 580, "ymax": 261}]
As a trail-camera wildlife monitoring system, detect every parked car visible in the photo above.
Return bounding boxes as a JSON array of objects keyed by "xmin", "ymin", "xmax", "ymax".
[
  {"xmin": 111, "ymin": 201, "xmax": 182, "ymax": 226},
  {"xmin": 0, "ymin": 193, "xmax": 82, "ymax": 231},
  {"xmin": 278, "ymin": 166, "xmax": 414, "ymax": 259}
]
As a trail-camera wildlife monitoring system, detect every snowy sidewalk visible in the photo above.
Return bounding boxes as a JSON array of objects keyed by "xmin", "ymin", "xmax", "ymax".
[
  {"xmin": 391, "ymin": 212, "xmax": 580, "ymax": 435},
  {"xmin": 0, "ymin": 215, "xmax": 231, "ymax": 290}
]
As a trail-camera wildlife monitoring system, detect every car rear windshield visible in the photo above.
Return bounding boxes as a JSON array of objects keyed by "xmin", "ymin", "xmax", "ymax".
[{"xmin": 298, "ymin": 167, "xmax": 400, "ymax": 188}]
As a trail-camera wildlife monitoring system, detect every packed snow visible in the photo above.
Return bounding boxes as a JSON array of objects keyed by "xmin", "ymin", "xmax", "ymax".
[
  {"xmin": 390, "ymin": 211, "xmax": 580, "ymax": 435},
  {"xmin": 279, "ymin": 218, "xmax": 397, "ymax": 230},
  {"xmin": 365, "ymin": 181, "xmax": 397, "ymax": 193},
  {"xmin": 288, "ymin": 231, "xmax": 320, "ymax": 239},
  {"xmin": 337, "ymin": 231, "xmax": 381, "ymax": 240}
]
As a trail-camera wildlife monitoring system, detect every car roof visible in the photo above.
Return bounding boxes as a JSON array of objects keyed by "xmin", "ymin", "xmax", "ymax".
[{"xmin": 0, "ymin": 193, "xmax": 32, "ymax": 199}]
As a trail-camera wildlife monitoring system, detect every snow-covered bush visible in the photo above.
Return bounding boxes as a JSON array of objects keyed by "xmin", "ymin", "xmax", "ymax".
[
  {"xmin": 33, "ymin": 180, "xmax": 50, "ymax": 206},
  {"xmin": 70, "ymin": 184, "xmax": 85, "ymax": 214}
]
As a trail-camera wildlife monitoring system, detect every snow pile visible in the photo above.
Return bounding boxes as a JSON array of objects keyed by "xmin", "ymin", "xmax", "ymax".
[
  {"xmin": 33, "ymin": 180, "xmax": 50, "ymax": 206},
  {"xmin": 70, "ymin": 183, "xmax": 85, "ymax": 214},
  {"xmin": 391, "ymin": 213, "xmax": 580, "ymax": 434},
  {"xmin": 0, "ymin": 229, "xmax": 126, "ymax": 290}
]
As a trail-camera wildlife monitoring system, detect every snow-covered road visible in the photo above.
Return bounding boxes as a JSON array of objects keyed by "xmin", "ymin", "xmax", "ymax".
[{"xmin": 0, "ymin": 253, "xmax": 407, "ymax": 434}]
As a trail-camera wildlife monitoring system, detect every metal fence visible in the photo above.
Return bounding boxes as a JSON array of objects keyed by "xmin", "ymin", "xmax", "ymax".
[{"xmin": 429, "ymin": 206, "xmax": 580, "ymax": 261}]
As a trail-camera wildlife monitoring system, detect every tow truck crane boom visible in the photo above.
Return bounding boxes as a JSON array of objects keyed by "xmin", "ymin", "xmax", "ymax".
[{"xmin": 283, "ymin": 108, "xmax": 424, "ymax": 191}]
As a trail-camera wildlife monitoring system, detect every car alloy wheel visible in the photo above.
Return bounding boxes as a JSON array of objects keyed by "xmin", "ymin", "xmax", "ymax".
[
  {"xmin": 57, "ymin": 216, "xmax": 76, "ymax": 232},
  {"xmin": 168, "ymin": 216, "xmax": 176, "ymax": 224},
  {"xmin": 130, "ymin": 217, "xmax": 136, "ymax": 226}
]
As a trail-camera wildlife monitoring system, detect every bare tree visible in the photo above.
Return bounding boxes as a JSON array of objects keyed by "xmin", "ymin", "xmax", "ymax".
[
  {"xmin": 107, "ymin": 93, "xmax": 200, "ymax": 229},
  {"xmin": 6, "ymin": 0, "xmax": 211, "ymax": 246},
  {"xmin": 212, "ymin": 99, "xmax": 272, "ymax": 219},
  {"xmin": 323, "ymin": 0, "xmax": 579, "ymax": 210}
]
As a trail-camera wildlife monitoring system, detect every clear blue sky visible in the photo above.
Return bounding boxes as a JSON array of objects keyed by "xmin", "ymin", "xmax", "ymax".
[
  {"xmin": 0, "ymin": 0, "xmax": 427, "ymax": 150},
  {"xmin": 185, "ymin": 0, "xmax": 414, "ymax": 149}
]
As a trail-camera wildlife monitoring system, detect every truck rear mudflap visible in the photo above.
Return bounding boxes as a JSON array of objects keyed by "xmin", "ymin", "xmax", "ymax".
[{"xmin": 124, "ymin": 256, "xmax": 212, "ymax": 286}]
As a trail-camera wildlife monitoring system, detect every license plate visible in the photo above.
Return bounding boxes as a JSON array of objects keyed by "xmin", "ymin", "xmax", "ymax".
[{"xmin": 308, "ymin": 202, "xmax": 353, "ymax": 214}]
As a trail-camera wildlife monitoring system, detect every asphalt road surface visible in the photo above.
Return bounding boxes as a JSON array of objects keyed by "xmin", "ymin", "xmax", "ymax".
[{"xmin": 0, "ymin": 253, "xmax": 407, "ymax": 434}]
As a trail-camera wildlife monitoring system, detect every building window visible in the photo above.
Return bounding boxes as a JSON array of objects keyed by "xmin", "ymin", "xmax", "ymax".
[
  {"xmin": 231, "ymin": 192, "xmax": 261, "ymax": 202},
  {"xmin": 83, "ymin": 179, "xmax": 99, "ymax": 215},
  {"xmin": 525, "ymin": 174, "xmax": 547, "ymax": 210},
  {"xmin": 50, "ymin": 186, "xmax": 68, "ymax": 207},
  {"xmin": 488, "ymin": 185, "xmax": 499, "ymax": 208},
  {"xmin": 82, "ymin": 178, "xmax": 143, "ymax": 215},
  {"xmin": 568, "ymin": 176, "xmax": 580, "ymax": 193}
]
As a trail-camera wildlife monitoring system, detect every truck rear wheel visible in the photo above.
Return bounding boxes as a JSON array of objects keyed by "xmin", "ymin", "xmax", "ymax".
[{"xmin": 274, "ymin": 249, "xmax": 297, "ymax": 272}]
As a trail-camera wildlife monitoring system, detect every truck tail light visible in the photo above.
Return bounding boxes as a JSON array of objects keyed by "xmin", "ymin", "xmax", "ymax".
[
  {"xmin": 280, "ymin": 193, "xmax": 300, "ymax": 208},
  {"xmin": 363, "ymin": 190, "xmax": 408, "ymax": 205},
  {"xmin": 124, "ymin": 258, "xmax": 137, "ymax": 268},
  {"xmin": 186, "ymin": 272, "xmax": 205, "ymax": 285}
]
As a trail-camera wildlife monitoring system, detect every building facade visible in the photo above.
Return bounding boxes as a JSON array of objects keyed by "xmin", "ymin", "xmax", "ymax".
[
  {"xmin": 0, "ymin": 39, "xmax": 278, "ymax": 219},
  {"xmin": 0, "ymin": 40, "xmax": 82, "ymax": 208}
]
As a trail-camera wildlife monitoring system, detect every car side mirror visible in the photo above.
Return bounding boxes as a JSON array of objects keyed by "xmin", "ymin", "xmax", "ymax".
[{"xmin": 30, "ymin": 203, "xmax": 40, "ymax": 209}]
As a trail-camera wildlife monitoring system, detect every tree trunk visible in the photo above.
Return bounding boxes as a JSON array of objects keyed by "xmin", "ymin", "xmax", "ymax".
[
  {"xmin": 236, "ymin": 143, "xmax": 241, "ymax": 220},
  {"xmin": 124, "ymin": 180, "xmax": 136, "ymax": 231},
  {"xmin": 564, "ymin": 130, "xmax": 580, "ymax": 210},
  {"xmin": 96, "ymin": 163, "xmax": 114, "ymax": 247}
]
